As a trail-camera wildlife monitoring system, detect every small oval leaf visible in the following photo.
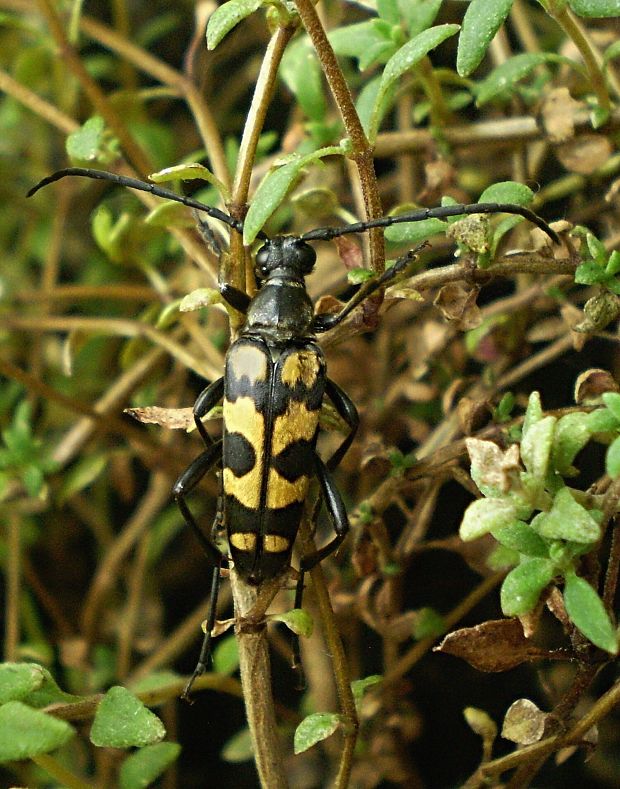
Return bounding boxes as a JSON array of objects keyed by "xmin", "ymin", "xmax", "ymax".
[
  {"xmin": 90, "ymin": 686, "xmax": 166, "ymax": 748},
  {"xmin": 460, "ymin": 498, "xmax": 518, "ymax": 541},
  {"xmin": 563, "ymin": 573, "xmax": 618, "ymax": 654},
  {"xmin": 456, "ymin": 0, "xmax": 515, "ymax": 77},
  {"xmin": 294, "ymin": 712, "xmax": 344, "ymax": 754},
  {"xmin": 206, "ymin": 0, "xmax": 263, "ymax": 50},
  {"xmin": 500, "ymin": 558, "xmax": 555, "ymax": 616},
  {"xmin": 270, "ymin": 608, "xmax": 314, "ymax": 638},
  {"xmin": 0, "ymin": 701, "xmax": 75, "ymax": 762},
  {"xmin": 119, "ymin": 742, "xmax": 181, "ymax": 789}
]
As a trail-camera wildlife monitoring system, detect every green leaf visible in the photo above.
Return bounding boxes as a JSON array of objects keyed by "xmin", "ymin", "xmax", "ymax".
[
  {"xmin": 377, "ymin": 0, "xmax": 400, "ymax": 25},
  {"xmin": 585, "ymin": 407, "xmax": 620, "ymax": 433},
  {"xmin": 603, "ymin": 38, "xmax": 620, "ymax": 64},
  {"xmin": 221, "ymin": 727, "xmax": 253, "ymax": 762},
  {"xmin": 357, "ymin": 73, "xmax": 398, "ymax": 138},
  {"xmin": 412, "ymin": 607, "xmax": 446, "ymax": 639},
  {"xmin": 329, "ymin": 21, "xmax": 394, "ymax": 65},
  {"xmin": 0, "ymin": 701, "xmax": 75, "ymax": 762},
  {"xmin": 270, "ymin": 608, "xmax": 314, "ymax": 638},
  {"xmin": 243, "ymin": 145, "xmax": 344, "ymax": 243},
  {"xmin": 491, "ymin": 521, "xmax": 549, "ymax": 558},
  {"xmin": 476, "ymin": 53, "xmax": 566, "ymax": 105},
  {"xmin": 12, "ymin": 665, "xmax": 79, "ymax": 709},
  {"xmin": 575, "ymin": 260, "xmax": 606, "ymax": 286},
  {"xmin": 206, "ymin": 0, "xmax": 263, "ymax": 50},
  {"xmin": 568, "ymin": 0, "xmax": 620, "ymax": 18},
  {"xmin": 347, "ymin": 268, "xmax": 375, "ymax": 285},
  {"xmin": 563, "ymin": 573, "xmax": 618, "ymax": 653},
  {"xmin": 90, "ymin": 686, "xmax": 166, "ymax": 748},
  {"xmin": 351, "ymin": 675, "xmax": 383, "ymax": 707},
  {"xmin": 602, "ymin": 391, "xmax": 620, "ymax": 420},
  {"xmin": 460, "ymin": 498, "xmax": 518, "ymax": 541},
  {"xmin": 500, "ymin": 558, "xmax": 555, "ymax": 616},
  {"xmin": 373, "ymin": 25, "xmax": 460, "ymax": 135},
  {"xmin": 384, "ymin": 216, "xmax": 448, "ymax": 245},
  {"xmin": 606, "ymin": 435, "xmax": 620, "ymax": 478},
  {"xmin": 533, "ymin": 487, "xmax": 600, "ymax": 544},
  {"xmin": 212, "ymin": 635, "xmax": 240, "ymax": 676},
  {"xmin": 294, "ymin": 712, "xmax": 345, "ymax": 754},
  {"xmin": 144, "ymin": 200, "xmax": 196, "ymax": 229},
  {"xmin": 520, "ymin": 415, "xmax": 557, "ymax": 479},
  {"xmin": 281, "ymin": 38, "xmax": 326, "ymax": 122},
  {"xmin": 128, "ymin": 671, "xmax": 182, "ymax": 695},
  {"xmin": 59, "ymin": 453, "xmax": 107, "ymax": 503},
  {"xmin": 149, "ymin": 163, "xmax": 228, "ymax": 199},
  {"xmin": 119, "ymin": 742, "xmax": 181, "ymax": 789},
  {"xmin": 398, "ymin": 0, "xmax": 443, "ymax": 37},
  {"xmin": 456, "ymin": 0, "xmax": 515, "ymax": 77},
  {"xmin": 0, "ymin": 663, "xmax": 46, "ymax": 704},
  {"xmin": 66, "ymin": 116, "xmax": 105, "ymax": 161},
  {"xmin": 522, "ymin": 391, "xmax": 543, "ymax": 436},
  {"xmin": 552, "ymin": 412, "xmax": 592, "ymax": 475},
  {"xmin": 478, "ymin": 181, "xmax": 534, "ymax": 206}
]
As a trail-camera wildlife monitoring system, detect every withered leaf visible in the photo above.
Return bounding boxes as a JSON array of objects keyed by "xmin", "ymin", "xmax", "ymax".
[
  {"xmin": 574, "ymin": 368, "xmax": 619, "ymax": 405},
  {"xmin": 124, "ymin": 406, "xmax": 195, "ymax": 430},
  {"xmin": 435, "ymin": 619, "xmax": 550, "ymax": 672},
  {"xmin": 335, "ymin": 235, "xmax": 364, "ymax": 270},
  {"xmin": 502, "ymin": 698, "xmax": 547, "ymax": 745},
  {"xmin": 541, "ymin": 88, "xmax": 580, "ymax": 144},
  {"xmin": 556, "ymin": 133, "xmax": 612, "ymax": 175},
  {"xmin": 434, "ymin": 282, "xmax": 482, "ymax": 329},
  {"xmin": 466, "ymin": 438, "xmax": 521, "ymax": 495}
]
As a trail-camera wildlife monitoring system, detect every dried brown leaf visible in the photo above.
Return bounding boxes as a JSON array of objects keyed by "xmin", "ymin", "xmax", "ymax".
[
  {"xmin": 435, "ymin": 619, "xmax": 550, "ymax": 672},
  {"xmin": 457, "ymin": 396, "xmax": 492, "ymax": 435},
  {"xmin": 574, "ymin": 368, "xmax": 619, "ymax": 404},
  {"xmin": 541, "ymin": 88, "xmax": 581, "ymax": 143},
  {"xmin": 335, "ymin": 235, "xmax": 364, "ymax": 271},
  {"xmin": 556, "ymin": 133, "xmax": 612, "ymax": 175},
  {"xmin": 434, "ymin": 282, "xmax": 482, "ymax": 330},
  {"xmin": 124, "ymin": 405, "xmax": 196, "ymax": 430}
]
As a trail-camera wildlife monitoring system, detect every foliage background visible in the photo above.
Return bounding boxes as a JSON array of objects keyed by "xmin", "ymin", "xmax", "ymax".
[{"xmin": 1, "ymin": 0, "xmax": 619, "ymax": 787}]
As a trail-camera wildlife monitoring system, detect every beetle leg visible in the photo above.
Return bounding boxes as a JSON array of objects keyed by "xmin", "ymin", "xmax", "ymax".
[
  {"xmin": 292, "ymin": 456, "xmax": 350, "ymax": 672},
  {"xmin": 301, "ymin": 455, "xmax": 350, "ymax": 573},
  {"xmin": 173, "ymin": 440, "xmax": 225, "ymax": 566},
  {"xmin": 182, "ymin": 559, "xmax": 222, "ymax": 700},
  {"xmin": 193, "ymin": 377, "xmax": 224, "ymax": 447},
  {"xmin": 312, "ymin": 247, "xmax": 420, "ymax": 333},
  {"xmin": 220, "ymin": 283, "xmax": 251, "ymax": 314},
  {"xmin": 324, "ymin": 378, "xmax": 360, "ymax": 472}
]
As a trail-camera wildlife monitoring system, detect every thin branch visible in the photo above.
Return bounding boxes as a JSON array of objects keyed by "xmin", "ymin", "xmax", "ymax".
[{"xmin": 294, "ymin": 0, "xmax": 385, "ymax": 275}]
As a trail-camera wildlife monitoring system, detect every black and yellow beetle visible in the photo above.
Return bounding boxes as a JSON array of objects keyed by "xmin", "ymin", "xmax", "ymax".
[{"xmin": 28, "ymin": 168, "xmax": 559, "ymax": 694}]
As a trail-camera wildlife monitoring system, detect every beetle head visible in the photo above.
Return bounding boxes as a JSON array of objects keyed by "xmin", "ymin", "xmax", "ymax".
[{"xmin": 255, "ymin": 236, "xmax": 316, "ymax": 281}]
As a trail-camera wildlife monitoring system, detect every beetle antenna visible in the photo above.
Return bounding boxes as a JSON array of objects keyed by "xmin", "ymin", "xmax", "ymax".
[
  {"xmin": 302, "ymin": 202, "xmax": 560, "ymax": 245},
  {"xmin": 27, "ymin": 167, "xmax": 263, "ymax": 237}
]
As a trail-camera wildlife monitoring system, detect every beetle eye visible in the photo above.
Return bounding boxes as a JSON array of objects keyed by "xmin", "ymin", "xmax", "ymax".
[
  {"xmin": 255, "ymin": 245, "xmax": 269, "ymax": 267},
  {"xmin": 255, "ymin": 244, "xmax": 270, "ymax": 276}
]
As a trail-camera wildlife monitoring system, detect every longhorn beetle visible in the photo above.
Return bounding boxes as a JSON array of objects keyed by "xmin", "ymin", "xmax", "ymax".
[{"xmin": 28, "ymin": 168, "xmax": 559, "ymax": 696}]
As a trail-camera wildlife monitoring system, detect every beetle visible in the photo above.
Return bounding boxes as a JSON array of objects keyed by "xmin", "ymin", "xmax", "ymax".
[{"xmin": 28, "ymin": 167, "xmax": 559, "ymax": 695}]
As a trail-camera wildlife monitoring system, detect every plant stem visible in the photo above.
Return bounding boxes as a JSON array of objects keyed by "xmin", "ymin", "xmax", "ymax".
[
  {"xmin": 79, "ymin": 13, "xmax": 230, "ymax": 190},
  {"xmin": 226, "ymin": 23, "xmax": 297, "ymax": 300},
  {"xmin": 294, "ymin": 0, "xmax": 385, "ymax": 275},
  {"xmin": 548, "ymin": 5, "xmax": 611, "ymax": 112},
  {"xmin": 230, "ymin": 571, "xmax": 288, "ymax": 789},
  {"xmin": 37, "ymin": 0, "xmax": 152, "ymax": 175},
  {"xmin": 32, "ymin": 754, "xmax": 92, "ymax": 789},
  {"xmin": 5, "ymin": 514, "xmax": 20, "ymax": 661},
  {"xmin": 301, "ymin": 534, "xmax": 358, "ymax": 788}
]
